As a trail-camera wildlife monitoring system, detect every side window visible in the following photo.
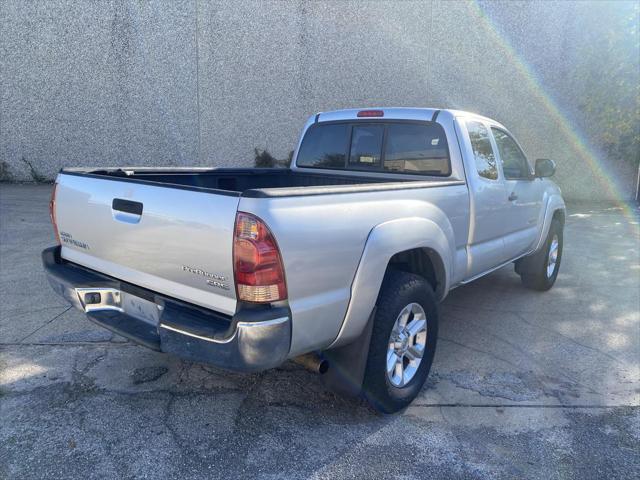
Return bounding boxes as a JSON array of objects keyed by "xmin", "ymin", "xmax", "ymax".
[
  {"xmin": 491, "ymin": 128, "xmax": 531, "ymax": 179},
  {"xmin": 296, "ymin": 124, "xmax": 350, "ymax": 168},
  {"xmin": 383, "ymin": 123, "xmax": 450, "ymax": 175},
  {"xmin": 467, "ymin": 121, "xmax": 498, "ymax": 180},
  {"xmin": 349, "ymin": 125, "xmax": 384, "ymax": 168}
]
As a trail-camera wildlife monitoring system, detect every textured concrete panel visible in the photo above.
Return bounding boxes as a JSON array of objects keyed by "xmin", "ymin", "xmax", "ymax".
[
  {"xmin": 0, "ymin": 0, "xmax": 637, "ymax": 201},
  {"xmin": 0, "ymin": 0, "xmax": 198, "ymax": 180},
  {"xmin": 301, "ymin": 1, "xmax": 432, "ymax": 110},
  {"xmin": 466, "ymin": 0, "xmax": 639, "ymax": 202},
  {"xmin": 197, "ymin": 0, "xmax": 304, "ymax": 167},
  {"xmin": 428, "ymin": 2, "xmax": 568, "ymax": 184}
]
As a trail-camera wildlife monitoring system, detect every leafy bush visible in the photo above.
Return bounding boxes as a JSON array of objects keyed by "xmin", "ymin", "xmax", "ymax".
[
  {"xmin": 254, "ymin": 149, "xmax": 295, "ymax": 168},
  {"xmin": 576, "ymin": 4, "xmax": 639, "ymax": 168},
  {"xmin": 0, "ymin": 161, "xmax": 12, "ymax": 182}
]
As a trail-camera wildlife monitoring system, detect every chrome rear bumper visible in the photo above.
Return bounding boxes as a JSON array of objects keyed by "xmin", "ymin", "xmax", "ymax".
[{"xmin": 42, "ymin": 246, "xmax": 291, "ymax": 372}]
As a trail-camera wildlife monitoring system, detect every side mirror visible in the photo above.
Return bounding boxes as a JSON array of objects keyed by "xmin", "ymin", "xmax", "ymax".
[{"xmin": 535, "ymin": 158, "xmax": 556, "ymax": 178}]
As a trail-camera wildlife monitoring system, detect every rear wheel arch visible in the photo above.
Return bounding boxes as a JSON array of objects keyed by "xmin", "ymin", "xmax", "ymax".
[
  {"xmin": 327, "ymin": 217, "xmax": 452, "ymax": 349},
  {"xmin": 386, "ymin": 247, "xmax": 446, "ymax": 300}
]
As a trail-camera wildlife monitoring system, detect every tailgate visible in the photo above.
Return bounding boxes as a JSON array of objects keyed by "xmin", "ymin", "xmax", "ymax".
[{"xmin": 54, "ymin": 173, "xmax": 240, "ymax": 315}]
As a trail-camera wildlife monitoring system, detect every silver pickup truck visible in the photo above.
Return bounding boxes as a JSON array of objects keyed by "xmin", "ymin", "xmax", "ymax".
[{"xmin": 43, "ymin": 108, "xmax": 565, "ymax": 412}]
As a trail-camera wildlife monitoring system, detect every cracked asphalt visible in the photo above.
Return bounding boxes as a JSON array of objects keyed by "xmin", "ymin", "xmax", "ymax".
[{"xmin": 1, "ymin": 184, "xmax": 639, "ymax": 479}]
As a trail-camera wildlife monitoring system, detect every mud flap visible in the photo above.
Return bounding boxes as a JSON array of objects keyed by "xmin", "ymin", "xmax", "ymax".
[
  {"xmin": 320, "ymin": 307, "xmax": 376, "ymax": 397},
  {"xmin": 515, "ymin": 246, "xmax": 546, "ymax": 275}
]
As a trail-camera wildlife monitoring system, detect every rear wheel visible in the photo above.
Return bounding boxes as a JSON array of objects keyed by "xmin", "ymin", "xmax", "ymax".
[
  {"xmin": 362, "ymin": 270, "xmax": 438, "ymax": 413},
  {"xmin": 518, "ymin": 218, "xmax": 563, "ymax": 291}
]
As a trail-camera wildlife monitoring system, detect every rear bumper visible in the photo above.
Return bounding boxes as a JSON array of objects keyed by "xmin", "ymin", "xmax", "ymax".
[{"xmin": 42, "ymin": 246, "xmax": 291, "ymax": 372}]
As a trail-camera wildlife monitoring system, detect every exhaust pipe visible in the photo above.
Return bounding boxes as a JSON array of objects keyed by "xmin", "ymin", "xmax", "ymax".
[{"xmin": 292, "ymin": 353, "xmax": 329, "ymax": 375}]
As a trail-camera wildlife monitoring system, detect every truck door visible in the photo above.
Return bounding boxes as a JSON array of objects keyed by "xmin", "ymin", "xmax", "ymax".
[
  {"xmin": 490, "ymin": 127, "xmax": 543, "ymax": 258},
  {"xmin": 461, "ymin": 120, "xmax": 515, "ymax": 276}
]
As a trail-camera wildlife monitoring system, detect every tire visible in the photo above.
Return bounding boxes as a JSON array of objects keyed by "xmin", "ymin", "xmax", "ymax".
[
  {"xmin": 517, "ymin": 218, "xmax": 563, "ymax": 291},
  {"xmin": 362, "ymin": 270, "xmax": 438, "ymax": 414}
]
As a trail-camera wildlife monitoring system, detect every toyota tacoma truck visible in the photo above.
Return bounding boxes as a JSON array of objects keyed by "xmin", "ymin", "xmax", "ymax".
[{"xmin": 42, "ymin": 108, "xmax": 565, "ymax": 413}]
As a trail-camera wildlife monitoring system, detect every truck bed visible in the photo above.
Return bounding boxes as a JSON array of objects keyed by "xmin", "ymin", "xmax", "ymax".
[
  {"xmin": 53, "ymin": 166, "xmax": 463, "ymax": 320},
  {"xmin": 62, "ymin": 167, "xmax": 427, "ymax": 197}
]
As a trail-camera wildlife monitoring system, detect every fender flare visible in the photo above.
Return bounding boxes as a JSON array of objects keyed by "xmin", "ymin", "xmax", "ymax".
[
  {"xmin": 533, "ymin": 194, "xmax": 566, "ymax": 253},
  {"xmin": 327, "ymin": 216, "xmax": 453, "ymax": 349}
]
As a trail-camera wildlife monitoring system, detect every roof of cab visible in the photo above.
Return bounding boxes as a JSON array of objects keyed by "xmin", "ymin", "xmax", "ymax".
[
  {"xmin": 315, "ymin": 107, "xmax": 504, "ymax": 129},
  {"xmin": 317, "ymin": 107, "xmax": 439, "ymax": 123}
]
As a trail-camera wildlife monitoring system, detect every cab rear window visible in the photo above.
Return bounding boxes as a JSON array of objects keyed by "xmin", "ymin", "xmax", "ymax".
[
  {"xmin": 384, "ymin": 124, "xmax": 449, "ymax": 175},
  {"xmin": 296, "ymin": 121, "xmax": 450, "ymax": 176},
  {"xmin": 350, "ymin": 125, "xmax": 384, "ymax": 168},
  {"xmin": 295, "ymin": 123, "xmax": 350, "ymax": 169}
]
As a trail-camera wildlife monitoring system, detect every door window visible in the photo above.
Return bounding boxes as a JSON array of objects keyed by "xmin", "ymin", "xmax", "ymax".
[
  {"xmin": 491, "ymin": 128, "xmax": 531, "ymax": 179},
  {"xmin": 467, "ymin": 121, "xmax": 498, "ymax": 180}
]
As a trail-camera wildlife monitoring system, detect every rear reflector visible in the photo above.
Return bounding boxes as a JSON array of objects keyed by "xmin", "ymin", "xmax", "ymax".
[
  {"xmin": 49, "ymin": 182, "xmax": 60, "ymax": 245},
  {"xmin": 357, "ymin": 110, "xmax": 384, "ymax": 117},
  {"xmin": 233, "ymin": 212, "xmax": 287, "ymax": 303}
]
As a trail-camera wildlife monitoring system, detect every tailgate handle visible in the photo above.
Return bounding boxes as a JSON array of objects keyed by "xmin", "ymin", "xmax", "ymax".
[{"xmin": 112, "ymin": 198, "xmax": 143, "ymax": 215}]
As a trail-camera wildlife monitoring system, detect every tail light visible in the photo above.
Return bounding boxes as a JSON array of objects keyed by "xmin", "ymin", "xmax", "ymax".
[
  {"xmin": 49, "ymin": 182, "xmax": 60, "ymax": 245},
  {"xmin": 233, "ymin": 212, "xmax": 287, "ymax": 303}
]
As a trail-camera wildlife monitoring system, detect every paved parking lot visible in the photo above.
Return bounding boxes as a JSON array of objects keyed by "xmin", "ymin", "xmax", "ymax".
[{"xmin": 1, "ymin": 184, "xmax": 639, "ymax": 479}]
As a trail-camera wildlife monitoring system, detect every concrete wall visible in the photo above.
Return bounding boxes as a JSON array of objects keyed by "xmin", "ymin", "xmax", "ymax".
[{"xmin": 1, "ymin": 0, "xmax": 638, "ymax": 201}]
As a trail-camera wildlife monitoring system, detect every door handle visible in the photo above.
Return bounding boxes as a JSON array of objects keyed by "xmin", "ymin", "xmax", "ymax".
[
  {"xmin": 112, "ymin": 198, "xmax": 143, "ymax": 224},
  {"xmin": 112, "ymin": 198, "xmax": 143, "ymax": 215},
  {"xmin": 508, "ymin": 192, "xmax": 518, "ymax": 201}
]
